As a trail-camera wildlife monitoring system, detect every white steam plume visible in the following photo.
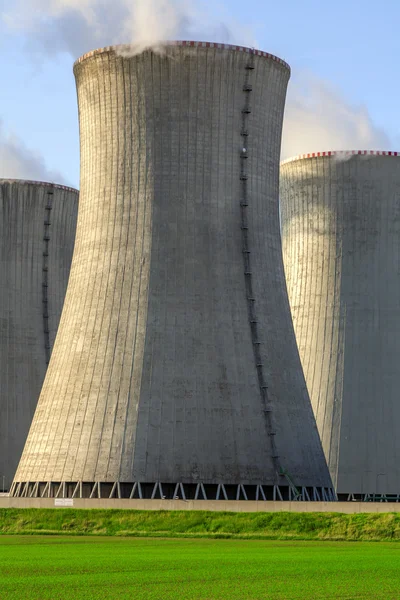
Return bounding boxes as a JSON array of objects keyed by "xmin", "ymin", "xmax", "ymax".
[
  {"xmin": 0, "ymin": 120, "xmax": 68, "ymax": 184},
  {"xmin": 281, "ymin": 73, "xmax": 392, "ymax": 160},
  {"xmin": 2, "ymin": 0, "xmax": 255, "ymax": 58}
]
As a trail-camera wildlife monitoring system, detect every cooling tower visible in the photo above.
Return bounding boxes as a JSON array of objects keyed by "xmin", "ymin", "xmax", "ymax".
[
  {"xmin": 12, "ymin": 42, "xmax": 333, "ymax": 501},
  {"xmin": 0, "ymin": 180, "xmax": 78, "ymax": 491},
  {"xmin": 280, "ymin": 151, "xmax": 400, "ymax": 498}
]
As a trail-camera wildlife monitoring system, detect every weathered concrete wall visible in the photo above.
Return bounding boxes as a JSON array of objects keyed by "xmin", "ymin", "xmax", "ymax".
[
  {"xmin": 280, "ymin": 152, "xmax": 400, "ymax": 495},
  {"xmin": 0, "ymin": 180, "xmax": 78, "ymax": 490},
  {"xmin": 1, "ymin": 497, "xmax": 400, "ymax": 513},
  {"xmin": 14, "ymin": 42, "xmax": 331, "ymax": 493}
]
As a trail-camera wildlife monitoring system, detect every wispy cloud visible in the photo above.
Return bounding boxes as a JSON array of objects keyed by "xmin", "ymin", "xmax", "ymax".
[
  {"xmin": 0, "ymin": 120, "xmax": 68, "ymax": 183},
  {"xmin": 281, "ymin": 72, "xmax": 392, "ymax": 160}
]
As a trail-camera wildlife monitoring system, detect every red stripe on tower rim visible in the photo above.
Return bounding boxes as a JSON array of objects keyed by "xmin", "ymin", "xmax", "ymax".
[
  {"xmin": 0, "ymin": 179, "xmax": 78, "ymax": 193},
  {"xmin": 281, "ymin": 150, "xmax": 400, "ymax": 166},
  {"xmin": 73, "ymin": 41, "xmax": 290, "ymax": 72}
]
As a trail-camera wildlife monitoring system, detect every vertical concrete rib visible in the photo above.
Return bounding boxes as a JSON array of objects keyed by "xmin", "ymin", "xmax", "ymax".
[
  {"xmin": 281, "ymin": 152, "xmax": 400, "ymax": 495},
  {"xmin": 0, "ymin": 180, "xmax": 78, "ymax": 490},
  {"xmin": 14, "ymin": 43, "xmax": 332, "ymax": 498}
]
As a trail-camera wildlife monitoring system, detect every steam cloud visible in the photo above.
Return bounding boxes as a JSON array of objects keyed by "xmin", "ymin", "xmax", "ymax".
[
  {"xmin": 0, "ymin": 120, "xmax": 68, "ymax": 184},
  {"xmin": 2, "ymin": 0, "xmax": 254, "ymax": 58},
  {"xmin": 281, "ymin": 73, "xmax": 391, "ymax": 160}
]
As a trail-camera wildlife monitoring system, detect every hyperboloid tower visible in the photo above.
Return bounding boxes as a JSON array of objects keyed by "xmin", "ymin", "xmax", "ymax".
[
  {"xmin": 12, "ymin": 42, "xmax": 333, "ymax": 501},
  {"xmin": 280, "ymin": 151, "xmax": 400, "ymax": 498},
  {"xmin": 0, "ymin": 180, "xmax": 78, "ymax": 491}
]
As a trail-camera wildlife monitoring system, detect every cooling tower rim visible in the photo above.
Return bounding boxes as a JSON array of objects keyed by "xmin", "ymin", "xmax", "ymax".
[
  {"xmin": 281, "ymin": 150, "xmax": 400, "ymax": 166},
  {"xmin": 0, "ymin": 179, "xmax": 78, "ymax": 194},
  {"xmin": 74, "ymin": 41, "xmax": 290, "ymax": 72}
]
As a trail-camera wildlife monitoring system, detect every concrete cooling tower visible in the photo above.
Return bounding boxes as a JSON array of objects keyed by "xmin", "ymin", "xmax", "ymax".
[
  {"xmin": 0, "ymin": 180, "xmax": 78, "ymax": 492},
  {"xmin": 280, "ymin": 151, "xmax": 400, "ymax": 499},
  {"xmin": 12, "ymin": 42, "xmax": 333, "ymax": 501}
]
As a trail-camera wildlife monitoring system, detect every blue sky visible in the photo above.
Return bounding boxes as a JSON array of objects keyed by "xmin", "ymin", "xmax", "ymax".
[{"xmin": 0, "ymin": 0, "xmax": 399, "ymax": 188}]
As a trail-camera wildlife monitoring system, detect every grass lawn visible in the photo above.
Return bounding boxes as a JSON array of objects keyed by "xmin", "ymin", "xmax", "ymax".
[
  {"xmin": 0, "ymin": 536, "xmax": 399, "ymax": 599},
  {"xmin": 3, "ymin": 508, "xmax": 400, "ymax": 541}
]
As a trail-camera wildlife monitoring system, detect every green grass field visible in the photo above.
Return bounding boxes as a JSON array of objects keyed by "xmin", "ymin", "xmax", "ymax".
[{"xmin": 0, "ymin": 536, "xmax": 400, "ymax": 599}]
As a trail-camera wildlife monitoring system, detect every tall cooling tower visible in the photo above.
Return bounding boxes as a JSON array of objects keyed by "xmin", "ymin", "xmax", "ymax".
[
  {"xmin": 0, "ymin": 180, "xmax": 78, "ymax": 491},
  {"xmin": 280, "ymin": 151, "xmax": 400, "ymax": 498},
  {"xmin": 12, "ymin": 42, "xmax": 333, "ymax": 501}
]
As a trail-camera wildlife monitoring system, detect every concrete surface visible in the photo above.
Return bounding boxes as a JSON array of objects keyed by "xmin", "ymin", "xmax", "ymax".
[
  {"xmin": 14, "ymin": 43, "xmax": 331, "ymax": 492},
  {"xmin": 0, "ymin": 180, "xmax": 78, "ymax": 490},
  {"xmin": 280, "ymin": 153, "xmax": 400, "ymax": 495},
  {"xmin": 1, "ymin": 497, "xmax": 400, "ymax": 513}
]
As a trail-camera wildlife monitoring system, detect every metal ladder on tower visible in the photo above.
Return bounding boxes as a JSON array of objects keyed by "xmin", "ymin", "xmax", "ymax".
[
  {"xmin": 42, "ymin": 189, "xmax": 53, "ymax": 365},
  {"xmin": 279, "ymin": 467, "xmax": 302, "ymax": 500},
  {"xmin": 239, "ymin": 51, "xmax": 285, "ymax": 487}
]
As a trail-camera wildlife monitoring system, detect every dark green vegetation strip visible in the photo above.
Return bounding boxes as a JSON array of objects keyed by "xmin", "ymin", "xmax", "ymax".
[
  {"xmin": 2, "ymin": 509, "xmax": 400, "ymax": 541},
  {"xmin": 1, "ymin": 536, "xmax": 400, "ymax": 599}
]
